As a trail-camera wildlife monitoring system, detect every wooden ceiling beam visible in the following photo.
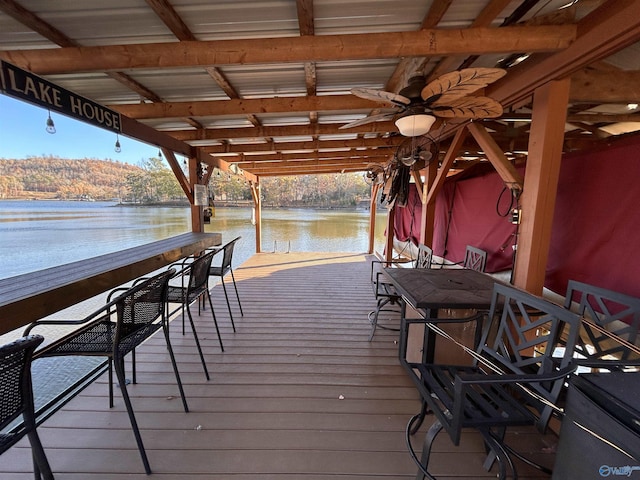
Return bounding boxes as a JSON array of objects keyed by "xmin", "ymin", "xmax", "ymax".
[
  {"xmin": 488, "ymin": 1, "xmax": 640, "ymax": 108},
  {"xmin": 234, "ymin": 150, "xmax": 392, "ymax": 163},
  {"xmin": 144, "ymin": 0, "xmax": 196, "ymax": 41},
  {"xmin": 0, "ymin": 25, "xmax": 575, "ymax": 75},
  {"xmin": 109, "ymin": 95, "xmax": 381, "ymax": 119},
  {"xmin": 171, "ymin": 121, "xmax": 398, "ymax": 140},
  {"xmin": 200, "ymin": 137, "xmax": 403, "ymax": 154},
  {"xmin": 570, "ymin": 68, "xmax": 640, "ymax": 103}
]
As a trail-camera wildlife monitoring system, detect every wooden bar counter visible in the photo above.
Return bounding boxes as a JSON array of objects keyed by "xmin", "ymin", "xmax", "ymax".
[{"xmin": 0, "ymin": 232, "xmax": 222, "ymax": 334}]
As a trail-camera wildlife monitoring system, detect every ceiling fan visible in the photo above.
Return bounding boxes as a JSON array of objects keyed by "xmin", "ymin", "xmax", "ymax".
[{"xmin": 340, "ymin": 67, "xmax": 507, "ymax": 136}]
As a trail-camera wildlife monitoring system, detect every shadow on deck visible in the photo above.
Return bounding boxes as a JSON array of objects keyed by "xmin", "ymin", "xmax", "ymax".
[{"xmin": 0, "ymin": 252, "xmax": 556, "ymax": 479}]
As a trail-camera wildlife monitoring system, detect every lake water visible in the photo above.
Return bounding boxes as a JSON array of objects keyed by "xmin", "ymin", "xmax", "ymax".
[
  {"xmin": 0, "ymin": 200, "xmax": 388, "ymax": 414},
  {"xmin": 0, "ymin": 200, "xmax": 388, "ymax": 278}
]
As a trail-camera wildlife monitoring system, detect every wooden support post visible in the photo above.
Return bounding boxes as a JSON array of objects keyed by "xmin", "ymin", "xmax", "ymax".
[
  {"xmin": 385, "ymin": 204, "xmax": 395, "ymax": 262},
  {"xmin": 188, "ymin": 157, "xmax": 204, "ymax": 233},
  {"xmin": 419, "ymin": 158, "xmax": 439, "ymax": 246},
  {"xmin": 368, "ymin": 183, "xmax": 381, "ymax": 254},
  {"xmin": 513, "ymin": 79, "xmax": 570, "ymax": 294},
  {"xmin": 250, "ymin": 180, "xmax": 262, "ymax": 253}
]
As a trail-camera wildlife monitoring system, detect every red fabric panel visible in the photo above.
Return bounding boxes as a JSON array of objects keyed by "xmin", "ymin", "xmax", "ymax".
[
  {"xmin": 393, "ymin": 167, "xmax": 519, "ymax": 273},
  {"xmin": 431, "ymin": 171, "xmax": 519, "ymax": 272},
  {"xmin": 392, "ymin": 133, "xmax": 640, "ymax": 297},
  {"xmin": 546, "ymin": 135, "xmax": 640, "ymax": 298},
  {"xmin": 393, "ymin": 187, "xmax": 423, "ymax": 246}
]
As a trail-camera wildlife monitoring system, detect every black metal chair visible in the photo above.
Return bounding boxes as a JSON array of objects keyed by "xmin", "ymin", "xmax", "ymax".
[
  {"xmin": 0, "ymin": 335, "xmax": 54, "ymax": 480},
  {"xmin": 24, "ymin": 269, "xmax": 185, "ymax": 475},
  {"xmin": 166, "ymin": 250, "xmax": 223, "ymax": 381},
  {"xmin": 564, "ymin": 279, "xmax": 640, "ymax": 370},
  {"xmin": 406, "ymin": 283, "xmax": 581, "ymax": 479},
  {"xmin": 368, "ymin": 243, "xmax": 433, "ymax": 341},
  {"xmin": 207, "ymin": 236, "xmax": 243, "ymax": 332},
  {"xmin": 463, "ymin": 245, "xmax": 487, "ymax": 272}
]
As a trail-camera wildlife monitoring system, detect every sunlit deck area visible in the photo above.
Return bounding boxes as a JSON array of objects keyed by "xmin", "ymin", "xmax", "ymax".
[{"xmin": 0, "ymin": 252, "xmax": 556, "ymax": 479}]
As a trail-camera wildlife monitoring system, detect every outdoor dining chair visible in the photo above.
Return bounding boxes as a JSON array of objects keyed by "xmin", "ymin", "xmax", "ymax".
[
  {"xmin": 368, "ymin": 243, "xmax": 433, "ymax": 341},
  {"xmin": 207, "ymin": 236, "xmax": 243, "ymax": 331},
  {"xmin": 564, "ymin": 279, "xmax": 640, "ymax": 370},
  {"xmin": 166, "ymin": 250, "xmax": 223, "ymax": 381},
  {"xmin": 24, "ymin": 269, "xmax": 186, "ymax": 475},
  {"xmin": 0, "ymin": 335, "xmax": 54, "ymax": 480},
  {"xmin": 463, "ymin": 245, "xmax": 487, "ymax": 272}
]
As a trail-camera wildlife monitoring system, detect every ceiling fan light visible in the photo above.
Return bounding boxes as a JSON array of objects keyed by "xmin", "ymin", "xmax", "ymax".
[{"xmin": 395, "ymin": 114, "xmax": 436, "ymax": 137}]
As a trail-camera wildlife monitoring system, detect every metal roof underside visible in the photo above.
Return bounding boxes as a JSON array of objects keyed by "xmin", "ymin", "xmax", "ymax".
[{"xmin": 1, "ymin": 0, "xmax": 639, "ymax": 178}]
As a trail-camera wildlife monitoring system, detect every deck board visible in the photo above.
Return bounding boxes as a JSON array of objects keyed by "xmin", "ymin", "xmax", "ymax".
[{"xmin": 0, "ymin": 252, "xmax": 555, "ymax": 479}]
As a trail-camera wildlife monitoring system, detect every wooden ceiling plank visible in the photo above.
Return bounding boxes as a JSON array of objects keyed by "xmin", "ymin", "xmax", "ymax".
[
  {"xmin": 0, "ymin": 0, "xmax": 77, "ymax": 47},
  {"xmin": 145, "ymin": 0, "xmax": 196, "ymax": 41},
  {"xmin": 296, "ymin": 0, "xmax": 314, "ymax": 36},
  {"xmin": 0, "ymin": 25, "xmax": 575, "ymax": 75},
  {"xmin": 106, "ymin": 72, "xmax": 163, "ymax": 102}
]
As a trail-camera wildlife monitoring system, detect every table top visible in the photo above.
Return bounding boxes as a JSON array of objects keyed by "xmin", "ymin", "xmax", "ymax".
[
  {"xmin": 383, "ymin": 267, "xmax": 506, "ymax": 311},
  {"xmin": 0, "ymin": 232, "xmax": 222, "ymax": 333}
]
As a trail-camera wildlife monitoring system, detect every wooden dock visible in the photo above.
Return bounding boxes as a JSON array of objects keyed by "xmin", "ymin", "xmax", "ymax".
[{"xmin": 0, "ymin": 252, "xmax": 556, "ymax": 479}]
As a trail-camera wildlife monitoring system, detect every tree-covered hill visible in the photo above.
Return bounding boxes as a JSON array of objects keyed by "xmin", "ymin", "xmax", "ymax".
[
  {"xmin": 0, "ymin": 156, "xmax": 143, "ymax": 200},
  {"xmin": 0, "ymin": 156, "xmax": 372, "ymax": 207}
]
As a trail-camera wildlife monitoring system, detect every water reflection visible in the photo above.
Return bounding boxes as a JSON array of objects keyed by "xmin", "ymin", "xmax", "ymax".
[{"xmin": 0, "ymin": 200, "xmax": 388, "ymax": 278}]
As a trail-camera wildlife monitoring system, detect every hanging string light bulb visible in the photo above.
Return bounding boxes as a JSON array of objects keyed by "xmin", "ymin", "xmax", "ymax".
[
  {"xmin": 45, "ymin": 111, "xmax": 56, "ymax": 134},
  {"xmin": 114, "ymin": 134, "xmax": 122, "ymax": 153}
]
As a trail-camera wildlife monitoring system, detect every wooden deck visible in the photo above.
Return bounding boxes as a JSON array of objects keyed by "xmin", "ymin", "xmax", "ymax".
[{"xmin": 0, "ymin": 252, "xmax": 557, "ymax": 479}]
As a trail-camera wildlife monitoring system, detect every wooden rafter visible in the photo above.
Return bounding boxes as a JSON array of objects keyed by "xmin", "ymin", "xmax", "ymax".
[{"xmin": 0, "ymin": 25, "xmax": 575, "ymax": 75}]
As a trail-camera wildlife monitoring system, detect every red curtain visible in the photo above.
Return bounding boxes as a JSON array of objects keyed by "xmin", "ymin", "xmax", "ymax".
[
  {"xmin": 392, "ymin": 133, "xmax": 640, "ymax": 297},
  {"xmin": 546, "ymin": 134, "xmax": 640, "ymax": 298},
  {"xmin": 394, "ymin": 165, "xmax": 519, "ymax": 273}
]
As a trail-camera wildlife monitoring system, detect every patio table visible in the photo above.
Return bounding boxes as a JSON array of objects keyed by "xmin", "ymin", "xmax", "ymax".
[{"xmin": 382, "ymin": 267, "xmax": 508, "ymax": 370}]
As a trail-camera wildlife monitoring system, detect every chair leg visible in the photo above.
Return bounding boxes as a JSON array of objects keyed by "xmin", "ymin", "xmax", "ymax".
[
  {"xmin": 205, "ymin": 290, "xmax": 225, "ymax": 351},
  {"xmin": 113, "ymin": 355, "xmax": 152, "ymax": 475},
  {"xmin": 220, "ymin": 278, "xmax": 236, "ymax": 332},
  {"xmin": 163, "ymin": 323, "xmax": 189, "ymax": 413},
  {"xmin": 131, "ymin": 348, "xmax": 137, "ymax": 385},
  {"xmin": 108, "ymin": 359, "xmax": 114, "ymax": 408},
  {"xmin": 368, "ymin": 297, "xmax": 391, "ymax": 341},
  {"xmin": 185, "ymin": 304, "xmax": 211, "ymax": 380},
  {"xmin": 479, "ymin": 428, "xmax": 514, "ymax": 479},
  {"xmin": 409, "ymin": 400, "xmax": 429, "ymax": 435},
  {"xmin": 406, "ymin": 414, "xmax": 440, "ymax": 480},
  {"xmin": 27, "ymin": 431, "xmax": 54, "ymax": 480},
  {"xmin": 230, "ymin": 269, "xmax": 243, "ymax": 316}
]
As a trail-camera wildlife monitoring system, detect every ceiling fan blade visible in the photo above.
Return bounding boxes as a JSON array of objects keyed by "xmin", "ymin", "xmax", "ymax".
[
  {"xmin": 421, "ymin": 68, "xmax": 506, "ymax": 105},
  {"xmin": 339, "ymin": 112, "xmax": 396, "ymax": 129},
  {"xmin": 351, "ymin": 88, "xmax": 411, "ymax": 107},
  {"xmin": 432, "ymin": 96, "xmax": 503, "ymax": 119}
]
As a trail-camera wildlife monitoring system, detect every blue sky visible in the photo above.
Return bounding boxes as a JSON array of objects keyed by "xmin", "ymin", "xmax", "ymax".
[{"xmin": 0, "ymin": 94, "xmax": 163, "ymax": 165}]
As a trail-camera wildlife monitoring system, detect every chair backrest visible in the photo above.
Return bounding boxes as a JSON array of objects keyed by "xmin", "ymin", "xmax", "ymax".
[
  {"xmin": 113, "ymin": 268, "xmax": 175, "ymax": 345},
  {"xmin": 564, "ymin": 280, "xmax": 640, "ymax": 365},
  {"xmin": 415, "ymin": 243, "xmax": 433, "ymax": 269},
  {"xmin": 463, "ymin": 245, "xmax": 487, "ymax": 272},
  {"xmin": 219, "ymin": 236, "xmax": 241, "ymax": 274},
  {"xmin": 479, "ymin": 283, "xmax": 581, "ymax": 431},
  {"xmin": 187, "ymin": 250, "xmax": 216, "ymax": 299},
  {"xmin": 0, "ymin": 335, "xmax": 44, "ymax": 440}
]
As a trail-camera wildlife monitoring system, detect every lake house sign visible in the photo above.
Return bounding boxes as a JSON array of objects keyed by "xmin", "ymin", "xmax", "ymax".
[{"xmin": 0, "ymin": 60, "xmax": 121, "ymax": 133}]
